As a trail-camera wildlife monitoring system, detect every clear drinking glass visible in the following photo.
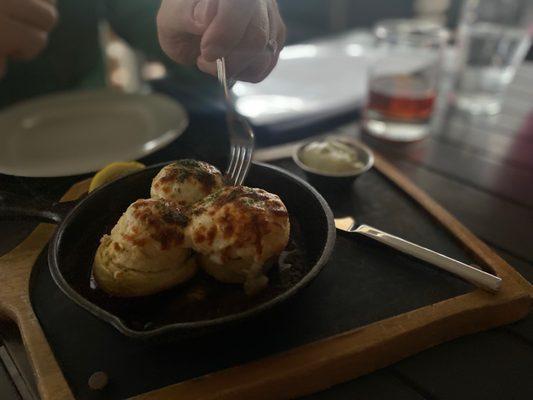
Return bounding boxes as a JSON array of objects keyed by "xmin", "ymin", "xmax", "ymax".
[
  {"xmin": 454, "ymin": 0, "xmax": 533, "ymax": 115},
  {"xmin": 363, "ymin": 19, "xmax": 448, "ymax": 142}
]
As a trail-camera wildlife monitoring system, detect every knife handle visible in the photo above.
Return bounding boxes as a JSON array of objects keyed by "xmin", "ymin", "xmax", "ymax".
[{"xmin": 354, "ymin": 224, "xmax": 502, "ymax": 292}]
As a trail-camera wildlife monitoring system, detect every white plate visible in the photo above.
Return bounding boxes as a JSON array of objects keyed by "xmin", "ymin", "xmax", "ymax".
[
  {"xmin": 232, "ymin": 43, "xmax": 370, "ymax": 127},
  {"xmin": 0, "ymin": 90, "xmax": 188, "ymax": 177}
]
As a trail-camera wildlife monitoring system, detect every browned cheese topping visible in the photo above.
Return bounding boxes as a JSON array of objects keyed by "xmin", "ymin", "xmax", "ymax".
[
  {"xmin": 124, "ymin": 199, "xmax": 188, "ymax": 250},
  {"xmin": 190, "ymin": 186, "xmax": 289, "ymax": 262},
  {"xmin": 155, "ymin": 159, "xmax": 222, "ymax": 196}
]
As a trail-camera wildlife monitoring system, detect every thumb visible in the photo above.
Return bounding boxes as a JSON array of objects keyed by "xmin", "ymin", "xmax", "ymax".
[
  {"xmin": 158, "ymin": 0, "xmax": 217, "ymax": 66},
  {"xmin": 192, "ymin": 0, "xmax": 217, "ymax": 30}
]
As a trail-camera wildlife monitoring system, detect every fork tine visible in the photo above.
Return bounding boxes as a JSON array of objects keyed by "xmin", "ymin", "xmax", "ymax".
[
  {"xmin": 225, "ymin": 145, "xmax": 237, "ymax": 176},
  {"xmin": 217, "ymin": 58, "xmax": 255, "ymax": 185},
  {"xmin": 229, "ymin": 146, "xmax": 244, "ymax": 185},
  {"xmin": 242, "ymin": 146, "xmax": 253, "ymax": 183},
  {"xmin": 234, "ymin": 146, "xmax": 247, "ymax": 185},
  {"xmin": 235, "ymin": 146, "xmax": 253, "ymax": 186},
  {"xmin": 233, "ymin": 147, "xmax": 246, "ymax": 186}
]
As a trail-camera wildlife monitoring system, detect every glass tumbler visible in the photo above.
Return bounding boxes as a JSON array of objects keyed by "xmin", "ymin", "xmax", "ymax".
[
  {"xmin": 363, "ymin": 19, "xmax": 448, "ymax": 142},
  {"xmin": 454, "ymin": 0, "xmax": 533, "ymax": 115}
]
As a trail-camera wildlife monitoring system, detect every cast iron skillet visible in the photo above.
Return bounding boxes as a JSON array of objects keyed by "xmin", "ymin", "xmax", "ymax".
[{"xmin": 0, "ymin": 162, "xmax": 335, "ymax": 339}]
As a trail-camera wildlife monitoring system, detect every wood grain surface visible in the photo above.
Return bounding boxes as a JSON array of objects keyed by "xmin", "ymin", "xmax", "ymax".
[{"xmin": 0, "ymin": 180, "xmax": 90, "ymax": 400}]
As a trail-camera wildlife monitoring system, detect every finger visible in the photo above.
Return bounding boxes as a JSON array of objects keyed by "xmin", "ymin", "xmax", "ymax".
[
  {"xmin": 160, "ymin": 33, "xmax": 202, "ymax": 66},
  {"xmin": 200, "ymin": 0, "xmax": 258, "ymax": 61},
  {"xmin": 196, "ymin": 31, "xmax": 266, "ymax": 79},
  {"xmin": 197, "ymin": 42, "xmax": 267, "ymax": 81},
  {"xmin": 252, "ymin": 0, "xmax": 286, "ymax": 79},
  {"xmin": 269, "ymin": 0, "xmax": 287, "ymax": 50},
  {"xmin": 198, "ymin": 1, "xmax": 269, "ymax": 76},
  {"xmin": 195, "ymin": 55, "xmax": 216, "ymax": 76},
  {"xmin": 0, "ymin": 16, "xmax": 48, "ymax": 60},
  {"xmin": 197, "ymin": 51, "xmax": 254, "ymax": 79},
  {"xmin": 235, "ymin": 52, "xmax": 273, "ymax": 82},
  {"xmin": 157, "ymin": 0, "xmax": 216, "ymax": 65},
  {"xmin": 157, "ymin": 0, "xmax": 217, "ymax": 37},
  {"xmin": 3, "ymin": 0, "xmax": 58, "ymax": 31},
  {"xmin": 235, "ymin": 2, "xmax": 285, "ymax": 83}
]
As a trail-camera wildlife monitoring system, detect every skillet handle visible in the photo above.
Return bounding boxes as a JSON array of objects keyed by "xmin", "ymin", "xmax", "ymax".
[{"xmin": 0, "ymin": 191, "xmax": 75, "ymax": 224}]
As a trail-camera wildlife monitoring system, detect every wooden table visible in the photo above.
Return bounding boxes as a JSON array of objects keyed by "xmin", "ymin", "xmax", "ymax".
[{"xmin": 1, "ymin": 62, "xmax": 532, "ymax": 399}]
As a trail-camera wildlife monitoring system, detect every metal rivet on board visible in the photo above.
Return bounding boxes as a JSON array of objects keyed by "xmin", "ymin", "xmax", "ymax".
[{"xmin": 88, "ymin": 371, "xmax": 108, "ymax": 390}]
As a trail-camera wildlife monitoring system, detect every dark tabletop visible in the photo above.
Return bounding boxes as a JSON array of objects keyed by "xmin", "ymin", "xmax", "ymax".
[{"xmin": 1, "ymin": 61, "xmax": 532, "ymax": 400}]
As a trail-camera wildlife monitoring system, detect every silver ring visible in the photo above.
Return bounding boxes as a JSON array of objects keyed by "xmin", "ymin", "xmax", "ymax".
[{"xmin": 266, "ymin": 38, "xmax": 278, "ymax": 54}]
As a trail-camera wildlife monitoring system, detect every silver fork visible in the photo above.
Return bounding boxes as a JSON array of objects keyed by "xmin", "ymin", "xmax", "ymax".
[{"xmin": 216, "ymin": 58, "xmax": 255, "ymax": 186}]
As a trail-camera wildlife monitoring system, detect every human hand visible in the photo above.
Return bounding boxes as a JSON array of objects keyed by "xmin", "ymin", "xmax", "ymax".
[
  {"xmin": 157, "ymin": 0, "xmax": 286, "ymax": 83},
  {"xmin": 0, "ymin": 0, "xmax": 58, "ymax": 78}
]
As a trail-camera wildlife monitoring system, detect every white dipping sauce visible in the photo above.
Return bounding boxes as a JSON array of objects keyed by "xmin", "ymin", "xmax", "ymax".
[{"xmin": 300, "ymin": 140, "xmax": 365, "ymax": 174}]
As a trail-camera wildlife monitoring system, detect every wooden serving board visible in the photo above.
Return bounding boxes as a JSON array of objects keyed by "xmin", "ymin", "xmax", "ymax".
[
  {"xmin": 0, "ymin": 152, "xmax": 531, "ymax": 400},
  {"xmin": 0, "ymin": 180, "xmax": 88, "ymax": 400}
]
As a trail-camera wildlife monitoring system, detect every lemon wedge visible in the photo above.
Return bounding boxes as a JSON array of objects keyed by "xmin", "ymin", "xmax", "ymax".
[{"xmin": 89, "ymin": 161, "xmax": 146, "ymax": 193}]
